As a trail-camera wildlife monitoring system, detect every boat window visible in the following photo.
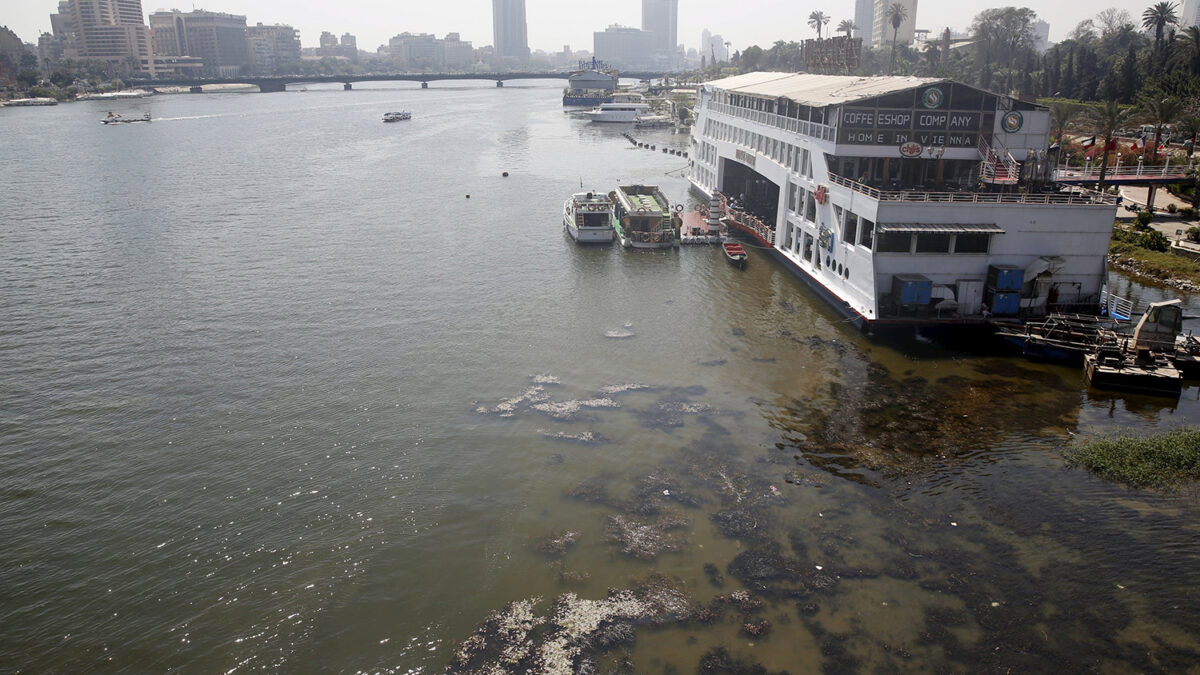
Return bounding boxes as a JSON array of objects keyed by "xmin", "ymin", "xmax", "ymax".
[
  {"xmin": 916, "ymin": 233, "xmax": 952, "ymax": 253},
  {"xmin": 788, "ymin": 184, "xmax": 798, "ymax": 212},
  {"xmin": 833, "ymin": 206, "xmax": 844, "ymax": 227},
  {"xmin": 803, "ymin": 233, "xmax": 813, "ymax": 262},
  {"xmin": 843, "ymin": 212, "xmax": 859, "ymax": 244},
  {"xmin": 859, "ymin": 218, "xmax": 875, "ymax": 249},
  {"xmin": 805, "ymin": 192, "xmax": 816, "ymax": 222},
  {"xmin": 877, "ymin": 232, "xmax": 912, "ymax": 253},
  {"xmin": 954, "ymin": 233, "xmax": 990, "ymax": 253}
]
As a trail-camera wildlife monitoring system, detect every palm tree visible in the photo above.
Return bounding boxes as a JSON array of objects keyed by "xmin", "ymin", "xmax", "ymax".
[
  {"xmin": 1049, "ymin": 100, "xmax": 1085, "ymax": 145},
  {"xmin": 1171, "ymin": 25, "xmax": 1200, "ymax": 74},
  {"xmin": 837, "ymin": 19, "xmax": 857, "ymax": 40},
  {"xmin": 1139, "ymin": 95, "xmax": 1184, "ymax": 161},
  {"xmin": 1142, "ymin": 1, "xmax": 1179, "ymax": 52},
  {"xmin": 1087, "ymin": 100, "xmax": 1135, "ymax": 190},
  {"xmin": 887, "ymin": 3, "xmax": 910, "ymax": 75},
  {"xmin": 808, "ymin": 11, "xmax": 830, "ymax": 39}
]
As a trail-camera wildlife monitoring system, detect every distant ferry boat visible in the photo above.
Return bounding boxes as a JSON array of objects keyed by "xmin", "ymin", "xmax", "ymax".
[
  {"xmin": 583, "ymin": 93, "xmax": 651, "ymax": 123},
  {"xmin": 562, "ymin": 58, "xmax": 618, "ymax": 107},
  {"xmin": 609, "ymin": 185, "xmax": 678, "ymax": 249},
  {"xmin": 688, "ymin": 72, "xmax": 1118, "ymax": 330},
  {"xmin": 563, "ymin": 190, "xmax": 616, "ymax": 243},
  {"xmin": 383, "ymin": 111, "xmax": 411, "ymax": 122}
]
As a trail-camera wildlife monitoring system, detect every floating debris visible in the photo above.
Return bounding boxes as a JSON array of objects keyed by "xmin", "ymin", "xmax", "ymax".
[
  {"xmin": 531, "ymin": 374, "xmax": 561, "ymax": 385},
  {"xmin": 698, "ymin": 358, "xmax": 728, "ymax": 367},
  {"xmin": 531, "ymin": 398, "xmax": 620, "ymax": 420},
  {"xmin": 475, "ymin": 386, "xmax": 550, "ymax": 417},
  {"xmin": 605, "ymin": 513, "xmax": 689, "ymax": 559},
  {"xmin": 658, "ymin": 401, "xmax": 713, "ymax": 415},
  {"xmin": 534, "ymin": 530, "xmax": 579, "ymax": 556},
  {"xmin": 598, "ymin": 383, "xmax": 650, "ymax": 395},
  {"xmin": 537, "ymin": 429, "xmax": 605, "ymax": 444},
  {"xmin": 604, "ymin": 328, "xmax": 635, "ymax": 339}
]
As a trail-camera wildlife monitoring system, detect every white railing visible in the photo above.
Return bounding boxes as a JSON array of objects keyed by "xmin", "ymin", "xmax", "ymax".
[
  {"xmin": 709, "ymin": 102, "xmax": 836, "ymax": 141},
  {"xmin": 827, "ymin": 173, "xmax": 1119, "ymax": 205},
  {"xmin": 978, "ymin": 136, "xmax": 1019, "ymax": 184},
  {"xmin": 1053, "ymin": 161, "xmax": 1194, "ymax": 181}
]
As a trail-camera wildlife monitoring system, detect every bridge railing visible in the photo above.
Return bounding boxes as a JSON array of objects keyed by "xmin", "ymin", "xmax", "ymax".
[{"xmin": 1053, "ymin": 161, "xmax": 1194, "ymax": 181}]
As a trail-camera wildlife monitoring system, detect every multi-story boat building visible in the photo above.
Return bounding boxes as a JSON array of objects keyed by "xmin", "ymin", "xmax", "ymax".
[{"xmin": 688, "ymin": 72, "xmax": 1118, "ymax": 329}]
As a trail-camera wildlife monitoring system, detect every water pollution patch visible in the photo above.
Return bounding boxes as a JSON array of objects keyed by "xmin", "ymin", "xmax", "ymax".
[
  {"xmin": 474, "ymin": 384, "xmax": 551, "ymax": 417},
  {"xmin": 530, "ymin": 397, "xmax": 620, "ymax": 421},
  {"xmin": 604, "ymin": 322, "xmax": 635, "ymax": 339},
  {"xmin": 537, "ymin": 428, "xmax": 606, "ymax": 444},
  {"xmin": 597, "ymin": 382, "xmax": 651, "ymax": 395}
]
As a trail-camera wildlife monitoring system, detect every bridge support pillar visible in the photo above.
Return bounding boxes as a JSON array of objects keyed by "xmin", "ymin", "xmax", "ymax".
[
  {"xmin": 189, "ymin": 86, "xmax": 203, "ymax": 94},
  {"xmin": 421, "ymin": 81, "xmax": 428, "ymax": 89},
  {"xmin": 257, "ymin": 81, "xmax": 286, "ymax": 93},
  {"xmin": 343, "ymin": 82, "xmax": 352, "ymax": 91},
  {"xmin": 496, "ymin": 80, "xmax": 504, "ymax": 88}
]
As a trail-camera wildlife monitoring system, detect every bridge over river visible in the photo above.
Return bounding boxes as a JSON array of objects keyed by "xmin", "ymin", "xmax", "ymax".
[{"xmin": 127, "ymin": 72, "xmax": 672, "ymax": 93}]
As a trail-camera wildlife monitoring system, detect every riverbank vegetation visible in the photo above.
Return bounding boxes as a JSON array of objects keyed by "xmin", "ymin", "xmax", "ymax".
[
  {"xmin": 1109, "ymin": 220, "xmax": 1200, "ymax": 288},
  {"xmin": 1065, "ymin": 427, "xmax": 1200, "ymax": 488}
]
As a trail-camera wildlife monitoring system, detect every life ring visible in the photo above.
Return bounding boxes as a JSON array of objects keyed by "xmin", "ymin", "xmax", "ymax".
[
  {"xmin": 652, "ymin": 232, "xmax": 662, "ymax": 243},
  {"xmin": 674, "ymin": 204, "xmax": 683, "ymax": 213},
  {"xmin": 638, "ymin": 208, "xmax": 647, "ymax": 214}
]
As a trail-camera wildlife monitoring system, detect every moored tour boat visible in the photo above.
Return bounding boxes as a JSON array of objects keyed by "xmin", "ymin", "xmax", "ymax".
[
  {"xmin": 582, "ymin": 93, "xmax": 651, "ymax": 123},
  {"xmin": 609, "ymin": 185, "xmax": 679, "ymax": 249},
  {"xmin": 564, "ymin": 190, "xmax": 616, "ymax": 243}
]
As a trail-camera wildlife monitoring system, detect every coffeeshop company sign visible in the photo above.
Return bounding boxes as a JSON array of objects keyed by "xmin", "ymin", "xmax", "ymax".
[
  {"xmin": 1001, "ymin": 111, "xmax": 1024, "ymax": 133},
  {"xmin": 922, "ymin": 87, "xmax": 945, "ymax": 109}
]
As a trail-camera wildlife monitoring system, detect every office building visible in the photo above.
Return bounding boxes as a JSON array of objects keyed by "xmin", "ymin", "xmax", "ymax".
[
  {"xmin": 872, "ymin": 0, "xmax": 918, "ymax": 49},
  {"xmin": 594, "ymin": 24, "xmax": 655, "ymax": 69},
  {"xmin": 63, "ymin": 0, "xmax": 152, "ymax": 71},
  {"xmin": 854, "ymin": 0, "xmax": 874, "ymax": 40},
  {"xmin": 1033, "ymin": 19, "xmax": 1050, "ymax": 53},
  {"xmin": 150, "ymin": 10, "xmax": 249, "ymax": 76},
  {"xmin": 1184, "ymin": 0, "xmax": 1200, "ymax": 28},
  {"xmin": 245, "ymin": 23, "xmax": 300, "ymax": 74},
  {"xmin": 492, "ymin": 0, "xmax": 529, "ymax": 62},
  {"xmin": 642, "ymin": 0, "xmax": 678, "ymax": 61}
]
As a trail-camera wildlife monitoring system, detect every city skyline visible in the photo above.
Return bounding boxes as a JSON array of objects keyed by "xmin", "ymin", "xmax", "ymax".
[{"xmin": 4, "ymin": 0, "xmax": 1183, "ymax": 56}]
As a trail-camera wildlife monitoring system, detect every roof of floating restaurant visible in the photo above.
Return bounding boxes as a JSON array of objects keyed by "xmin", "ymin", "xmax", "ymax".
[{"xmin": 704, "ymin": 72, "xmax": 954, "ymax": 107}]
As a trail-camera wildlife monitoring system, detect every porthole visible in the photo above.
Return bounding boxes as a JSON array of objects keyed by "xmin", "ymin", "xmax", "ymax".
[
  {"xmin": 837, "ymin": 263, "xmax": 843, "ymax": 276},
  {"xmin": 843, "ymin": 267, "xmax": 850, "ymax": 279}
]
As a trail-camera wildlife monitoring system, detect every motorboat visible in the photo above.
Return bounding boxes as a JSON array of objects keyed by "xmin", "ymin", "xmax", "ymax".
[
  {"xmin": 563, "ymin": 190, "xmax": 616, "ymax": 243},
  {"xmin": 633, "ymin": 114, "xmax": 674, "ymax": 129},
  {"xmin": 383, "ymin": 111, "xmax": 411, "ymax": 122},
  {"xmin": 582, "ymin": 93, "xmax": 651, "ymax": 123},
  {"xmin": 101, "ymin": 112, "xmax": 151, "ymax": 124}
]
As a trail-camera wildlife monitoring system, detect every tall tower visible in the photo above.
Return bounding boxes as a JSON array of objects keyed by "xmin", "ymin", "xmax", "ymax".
[
  {"xmin": 872, "ymin": 0, "xmax": 918, "ymax": 50},
  {"xmin": 642, "ymin": 0, "xmax": 678, "ymax": 56},
  {"xmin": 1183, "ymin": 0, "xmax": 1200, "ymax": 28},
  {"xmin": 492, "ymin": 0, "xmax": 529, "ymax": 62},
  {"xmin": 854, "ymin": 0, "xmax": 874, "ymax": 40}
]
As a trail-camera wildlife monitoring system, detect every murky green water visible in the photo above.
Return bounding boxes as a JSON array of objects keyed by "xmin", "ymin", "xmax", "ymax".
[{"xmin": 1, "ymin": 82, "xmax": 1198, "ymax": 674}]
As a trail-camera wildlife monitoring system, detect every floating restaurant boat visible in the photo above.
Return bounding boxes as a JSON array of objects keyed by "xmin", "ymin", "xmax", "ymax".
[
  {"xmin": 633, "ymin": 114, "xmax": 674, "ymax": 129},
  {"xmin": 609, "ymin": 185, "xmax": 679, "ymax": 249},
  {"xmin": 563, "ymin": 58, "xmax": 618, "ymax": 107},
  {"xmin": 722, "ymin": 241, "xmax": 748, "ymax": 268},
  {"xmin": 563, "ymin": 190, "xmax": 616, "ymax": 244},
  {"xmin": 687, "ymin": 72, "xmax": 1119, "ymax": 330},
  {"xmin": 101, "ymin": 111, "xmax": 151, "ymax": 124},
  {"xmin": 383, "ymin": 111, "xmax": 411, "ymax": 122}
]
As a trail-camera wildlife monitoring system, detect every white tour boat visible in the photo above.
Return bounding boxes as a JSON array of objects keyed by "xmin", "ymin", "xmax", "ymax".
[
  {"xmin": 564, "ymin": 191, "xmax": 616, "ymax": 243},
  {"xmin": 609, "ymin": 185, "xmax": 679, "ymax": 249},
  {"xmin": 688, "ymin": 72, "xmax": 1118, "ymax": 330},
  {"xmin": 383, "ymin": 111, "xmax": 411, "ymax": 122},
  {"xmin": 582, "ymin": 93, "xmax": 651, "ymax": 123}
]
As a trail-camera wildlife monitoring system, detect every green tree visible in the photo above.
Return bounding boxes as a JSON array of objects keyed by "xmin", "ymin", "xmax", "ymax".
[
  {"xmin": 1143, "ymin": 2, "xmax": 1179, "ymax": 49},
  {"xmin": 971, "ymin": 7, "xmax": 1038, "ymax": 92},
  {"xmin": 1139, "ymin": 94, "xmax": 1184, "ymax": 161},
  {"xmin": 1086, "ymin": 99, "xmax": 1136, "ymax": 189},
  {"xmin": 16, "ymin": 69, "xmax": 38, "ymax": 88},
  {"xmin": 887, "ymin": 3, "xmax": 909, "ymax": 75},
  {"xmin": 1172, "ymin": 25, "xmax": 1200, "ymax": 74},
  {"xmin": 837, "ymin": 20, "xmax": 856, "ymax": 40},
  {"xmin": 807, "ymin": 11, "xmax": 830, "ymax": 39}
]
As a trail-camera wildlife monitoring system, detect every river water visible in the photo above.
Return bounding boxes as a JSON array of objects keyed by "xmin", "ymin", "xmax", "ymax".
[{"xmin": 2, "ymin": 82, "xmax": 1199, "ymax": 674}]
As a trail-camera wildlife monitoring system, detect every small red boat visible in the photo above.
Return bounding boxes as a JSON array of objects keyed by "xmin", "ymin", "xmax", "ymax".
[{"xmin": 722, "ymin": 241, "xmax": 747, "ymax": 269}]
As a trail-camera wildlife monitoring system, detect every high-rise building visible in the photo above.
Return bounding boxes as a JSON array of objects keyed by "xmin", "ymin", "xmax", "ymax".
[
  {"xmin": 872, "ymin": 0, "xmax": 918, "ymax": 50},
  {"xmin": 1033, "ymin": 19, "xmax": 1050, "ymax": 53},
  {"xmin": 492, "ymin": 0, "xmax": 529, "ymax": 62},
  {"xmin": 64, "ymin": 0, "xmax": 152, "ymax": 71},
  {"xmin": 854, "ymin": 0, "xmax": 874, "ymax": 41},
  {"xmin": 699, "ymin": 29, "xmax": 728, "ymax": 64},
  {"xmin": 642, "ymin": 0, "xmax": 677, "ymax": 59},
  {"xmin": 245, "ymin": 23, "xmax": 300, "ymax": 74},
  {"xmin": 1184, "ymin": 0, "xmax": 1200, "ymax": 28},
  {"xmin": 149, "ymin": 10, "xmax": 249, "ymax": 77},
  {"xmin": 319, "ymin": 31, "xmax": 338, "ymax": 50},
  {"xmin": 594, "ymin": 24, "xmax": 655, "ymax": 69}
]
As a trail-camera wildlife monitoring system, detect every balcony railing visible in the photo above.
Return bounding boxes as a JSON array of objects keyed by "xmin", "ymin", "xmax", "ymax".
[
  {"xmin": 827, "ymin": 173, "xmax": 1119, "ymax": 206},
  {"xmin": 709, "ymin": 102, "xmax": 836, "ymax": 141}
]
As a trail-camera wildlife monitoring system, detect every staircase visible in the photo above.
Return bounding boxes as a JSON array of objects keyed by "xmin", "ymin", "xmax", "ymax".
[{"xmin": 979, "ymin": 136, "xmax": 1020, "ymax": 185}]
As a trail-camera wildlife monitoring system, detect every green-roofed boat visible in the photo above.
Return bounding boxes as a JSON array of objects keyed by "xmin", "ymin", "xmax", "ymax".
[{"xmin": 608, "ymin": 185, "xmax": 680, "ymax": 249}]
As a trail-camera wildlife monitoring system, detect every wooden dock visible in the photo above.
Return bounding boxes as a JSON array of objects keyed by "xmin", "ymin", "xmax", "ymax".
[{"xmin": 677, "ymin": 210, "xmax": 720, "ymax": 244}]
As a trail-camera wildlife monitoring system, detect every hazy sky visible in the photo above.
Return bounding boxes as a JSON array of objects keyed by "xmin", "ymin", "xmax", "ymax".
[{"xmin": 3, "ymin": 0, "xmax": 1174, "ymax": 54}]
